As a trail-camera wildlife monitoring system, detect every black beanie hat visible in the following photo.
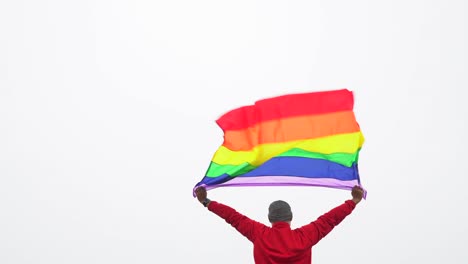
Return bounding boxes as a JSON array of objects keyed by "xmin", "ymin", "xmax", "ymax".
[{"xmin": 268, "ymin": 200, "xmax": 293, "ymax": 223}]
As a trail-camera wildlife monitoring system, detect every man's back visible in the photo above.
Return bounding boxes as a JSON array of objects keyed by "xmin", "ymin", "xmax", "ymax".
[{"xmin": 253, "ymin": 222, "xmax": 313, "ymax": 264}]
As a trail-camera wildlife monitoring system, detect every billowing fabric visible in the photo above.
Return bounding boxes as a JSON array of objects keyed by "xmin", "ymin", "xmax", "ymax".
[{"xmin": 193, "ymin": 89, "xmax": 365, "ymax": 195}]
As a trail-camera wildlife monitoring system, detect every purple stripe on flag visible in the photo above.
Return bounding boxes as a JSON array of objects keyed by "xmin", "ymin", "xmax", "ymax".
[
  {"xmin": 214, "ymin": 175, "xmax": 358, "ymax": 188},
  {"xmin": 199, "ymin": 176, "xmax": 366, "ymax": 198},
  {"xmin": 193, "ymin": 178, "xmax": 367, "ymax": 199}
]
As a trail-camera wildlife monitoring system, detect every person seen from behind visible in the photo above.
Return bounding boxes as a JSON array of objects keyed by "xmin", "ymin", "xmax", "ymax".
[{"xmin": 195, "ymin": 185, "xmax": 364, "ymax": 264}]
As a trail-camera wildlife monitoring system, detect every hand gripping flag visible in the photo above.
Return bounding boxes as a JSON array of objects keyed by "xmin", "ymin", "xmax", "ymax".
[{"xmin": 193, "ymin": 89, "xmax": 365, "ymax": 196}]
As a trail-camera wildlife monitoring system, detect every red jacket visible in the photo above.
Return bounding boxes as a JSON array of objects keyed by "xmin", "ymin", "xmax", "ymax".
[{"xmin": 208, "ymin": 200, "xmax": 356, "ymax": 264}]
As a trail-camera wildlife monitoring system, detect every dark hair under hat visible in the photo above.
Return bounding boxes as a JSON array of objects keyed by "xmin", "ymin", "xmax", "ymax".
[{"xmin": 268, "ymin": 200, "xmax": 293, "ymax": 223}]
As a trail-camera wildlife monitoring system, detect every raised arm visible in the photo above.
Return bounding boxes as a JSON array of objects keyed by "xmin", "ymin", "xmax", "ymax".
[
  {"xmin": 298, "ymin": 185, "xmax": 364, "ymax": 246},
  {"xmin": 195, "ymin": 187, "xmax": 266, "ymax": 242}
]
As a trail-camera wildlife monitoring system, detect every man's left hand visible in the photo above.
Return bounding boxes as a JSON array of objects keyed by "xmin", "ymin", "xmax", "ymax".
[{"xmin": 195, "ymin": 186, "xmax": 207, "ymax": 203}]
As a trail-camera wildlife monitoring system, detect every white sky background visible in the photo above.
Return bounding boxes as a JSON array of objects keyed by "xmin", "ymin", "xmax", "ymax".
[{"xmin": 1, "ymin": 0, "xmax": 467, "ymax": 263}]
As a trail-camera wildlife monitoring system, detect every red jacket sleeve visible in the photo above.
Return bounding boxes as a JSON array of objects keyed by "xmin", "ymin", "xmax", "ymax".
[
  {"xmin": 298, "ymin": 200, "xmax": 356, "ymax": 246},
  {"xmin": 208, "ymin": 201, "xmax": 266, "ymax": 242}
]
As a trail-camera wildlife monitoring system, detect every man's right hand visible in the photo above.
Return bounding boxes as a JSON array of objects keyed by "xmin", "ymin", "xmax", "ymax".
[{"xmin": 351, "ymin": 185, "xmax": 364, "ymax": 204}]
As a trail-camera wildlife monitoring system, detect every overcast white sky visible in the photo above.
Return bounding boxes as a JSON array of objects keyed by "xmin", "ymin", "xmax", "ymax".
[{"xmin": 1, "ymin": 0, "xmax": 467, "ymax": 263}]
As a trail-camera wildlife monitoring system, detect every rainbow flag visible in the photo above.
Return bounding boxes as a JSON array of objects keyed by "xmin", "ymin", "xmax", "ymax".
[{"xmin": 193, "ymin": 89, "xmax": 365, "ymax": 195}]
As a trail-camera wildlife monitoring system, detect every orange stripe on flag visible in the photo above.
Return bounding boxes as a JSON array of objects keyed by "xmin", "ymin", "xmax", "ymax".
[{"xmin": 223, "ymin": 111, "xmax": 360, "ymax": 151}]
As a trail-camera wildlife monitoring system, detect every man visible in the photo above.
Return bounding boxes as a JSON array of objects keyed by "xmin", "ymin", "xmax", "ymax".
[{"xmin": 195, "ymin": 185, "xmax": 364, "ymax": 264}]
